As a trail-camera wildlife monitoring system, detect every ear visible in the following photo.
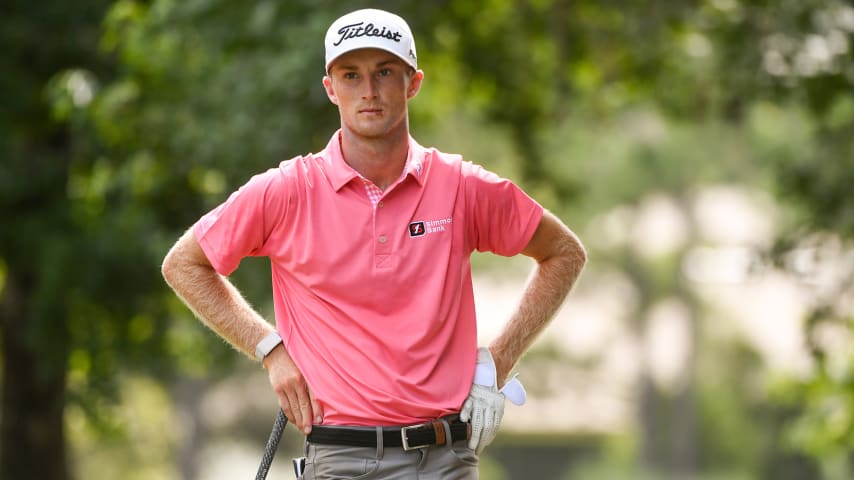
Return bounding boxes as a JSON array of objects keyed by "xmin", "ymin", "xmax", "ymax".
[
  {"xmin": 322, "ymin": 76, "xmax": 339, "ymax": 106},
  {"xmin": 407, "ymin": 70, "xmax": 425, "ymax": 100}
]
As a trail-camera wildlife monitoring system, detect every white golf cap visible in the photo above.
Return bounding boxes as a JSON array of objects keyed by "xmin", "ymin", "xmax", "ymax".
[{"xmin": 324, "ymin": 9, "xmax": 417, "ymax": 72}]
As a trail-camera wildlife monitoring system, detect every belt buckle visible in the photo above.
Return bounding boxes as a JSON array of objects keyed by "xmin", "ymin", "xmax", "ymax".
[{"xmin": 401, "ymin": 424, "xmax": 429, "ymax": 451}]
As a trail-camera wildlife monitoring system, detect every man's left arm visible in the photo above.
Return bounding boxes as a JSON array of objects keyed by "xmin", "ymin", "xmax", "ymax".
[{"xmin": 489, "ymin": 209, "xmax": 587, "ymax": 385}]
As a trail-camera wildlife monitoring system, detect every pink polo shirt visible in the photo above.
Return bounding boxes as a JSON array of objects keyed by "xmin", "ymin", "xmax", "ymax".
[{"xmin": 193, "ymin": 131, "xmax": 543, "ymax": 426}]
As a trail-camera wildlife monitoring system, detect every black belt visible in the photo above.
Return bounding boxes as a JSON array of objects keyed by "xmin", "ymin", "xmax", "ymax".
[{"xmin": 308, "ymin": 418, "xmax": 470, "ymax": 451}]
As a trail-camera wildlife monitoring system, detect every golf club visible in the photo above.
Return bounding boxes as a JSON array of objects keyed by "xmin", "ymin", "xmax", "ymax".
[{"xmin": 255, "ymin": 409, "xmax": 287, "ymax": 480}]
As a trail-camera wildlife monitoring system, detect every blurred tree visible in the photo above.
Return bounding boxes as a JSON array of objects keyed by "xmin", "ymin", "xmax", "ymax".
[
  {"xmin": 702, "ymin": 1, "xmax": 854, "ymax": 474},
  {"xmin": 0, "ymin": 1, "xmax": 115, "ymax": 478},
  {"xmin": 2, "ymin": 0, "xmax": 422, "ymax": 478},
  {"xmin": 429, "ymin": 0, "xmax": 853, "ymax": 476},
  {"xmin": 3, "ymin": 0, "xmax": 853, "ymax": 478}
]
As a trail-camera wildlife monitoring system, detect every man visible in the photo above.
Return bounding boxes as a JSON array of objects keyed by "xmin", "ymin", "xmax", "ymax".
[{"xmin": 162, "ymin": 8, "xmax": 586, "ymax": 479}]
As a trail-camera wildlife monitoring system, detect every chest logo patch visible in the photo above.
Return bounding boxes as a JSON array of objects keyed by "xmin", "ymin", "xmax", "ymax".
[
  {"xmin": 408, "ymin": 221, "xmax": 426, "ymax": 237},
  {"xmin": 408, "ymin": 217, "xmax": 452, "ymax": 238}
]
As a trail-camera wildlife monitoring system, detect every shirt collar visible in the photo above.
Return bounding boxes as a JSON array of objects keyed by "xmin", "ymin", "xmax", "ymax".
[{"xmin": 323, "ymin": 130, "xmax": 425, "ymax": 192}]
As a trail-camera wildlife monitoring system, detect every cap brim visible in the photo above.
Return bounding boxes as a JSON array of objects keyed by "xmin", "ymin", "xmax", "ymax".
[{"xmin": 325, "ymin": 46, "xmax": 416, "ymax": 73}]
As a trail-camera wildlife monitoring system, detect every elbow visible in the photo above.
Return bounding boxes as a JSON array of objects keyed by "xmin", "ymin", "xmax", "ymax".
[
  {"xmin": 161, "ymin": 248, "xmax": 179, "ymax": 289},
  {"xmin": 575, "ymin": 238, "xmax": 588, "ymax": 268},
  {"xmin": 161, "ymin": 239, "xmax": 191, "ymax": 290},
  {"xmin": 559, "ymin": 231, "xmax": 587, "ymax": 275},
  {"xmin": 161, "ymin": 228, "xmax": 203, "ymax": 289},
  {"xmin": 161, "ymin": 230, "xmax": 217, "ymax": 294}
]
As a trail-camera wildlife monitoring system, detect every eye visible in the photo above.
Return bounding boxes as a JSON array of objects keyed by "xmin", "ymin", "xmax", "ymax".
[
  {"xmin": 343, "ymin": 72, "xmax": 358, "ymax": 80},
  {"xmin": 378, "ymin": 68, "xmax": 393, "ymax": 77}
]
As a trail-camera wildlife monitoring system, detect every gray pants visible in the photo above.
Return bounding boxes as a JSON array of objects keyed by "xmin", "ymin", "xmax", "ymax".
[{"xmin": 301, "ymin": 419, "xmax": 479, "ymax": 479}]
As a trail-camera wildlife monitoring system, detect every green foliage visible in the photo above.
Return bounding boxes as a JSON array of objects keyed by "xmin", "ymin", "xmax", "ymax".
[
  {"xmin": 769, "ymin": 314, "xmax": 854, "ymax": 479},
  {"xmin": 68, "ymin": 376, "xmax": 179, "ymax": 479},
  {"xmin": 3, "ymin": 0, "xmax": 854, "ymax": 478}
]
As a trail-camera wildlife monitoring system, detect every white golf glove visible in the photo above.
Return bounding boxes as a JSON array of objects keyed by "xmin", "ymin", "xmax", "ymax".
[{"xmin": 459, "ymin": 347, "xmax": 526, "ymax": 453}]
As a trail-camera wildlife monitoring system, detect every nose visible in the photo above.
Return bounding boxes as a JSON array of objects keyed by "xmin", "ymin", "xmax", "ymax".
[{"xmin": 362, "ymin": 77, "xmax": 378, "ymax": 99}]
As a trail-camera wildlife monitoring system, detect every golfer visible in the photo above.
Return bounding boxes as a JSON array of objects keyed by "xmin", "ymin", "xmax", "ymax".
[{"xmin": 162, "ymin": 8, "xmax": 586, "ymax": 479}]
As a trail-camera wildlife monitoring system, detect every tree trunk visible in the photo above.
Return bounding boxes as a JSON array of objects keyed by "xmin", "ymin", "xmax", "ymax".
[
  {"xmin": 638, "ymin": 370, "xmax": 662, "ymax": 470},
  {"xmin": 174, "ymin": 377, "xmax": 208, "ymax": 480},
  {"xmin": 0, "ymin": 273, "xmax": 70, "ymax": 480}
]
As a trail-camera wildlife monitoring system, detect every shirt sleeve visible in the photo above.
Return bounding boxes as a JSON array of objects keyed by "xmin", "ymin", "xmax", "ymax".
[
  {"xmin": 463, "ymin": 162, "xmax": 544, "ymax": 256},
  {"xmin": 192, "ymin": 166, "xmax": 291, "ymax": 276}
]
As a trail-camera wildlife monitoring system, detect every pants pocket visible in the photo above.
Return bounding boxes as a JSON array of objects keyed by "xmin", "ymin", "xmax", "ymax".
[
  {"xmin": 449, "ymin": 441, "xmax": 479, "ymax": 467},
  {"xmin": 305, "ymin": 444, "xmax": 380, "ymax": 480}
]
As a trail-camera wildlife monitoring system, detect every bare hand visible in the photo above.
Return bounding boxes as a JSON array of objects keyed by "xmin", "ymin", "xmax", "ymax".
[{"xmin": 263, "ymin": 345, "xmax": 322, "ymax": 434}]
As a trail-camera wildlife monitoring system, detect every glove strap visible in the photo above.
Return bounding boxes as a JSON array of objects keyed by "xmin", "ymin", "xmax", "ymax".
[{"xmin": 500, "ymin": 375, "xmax": 526, "ymax": 406}]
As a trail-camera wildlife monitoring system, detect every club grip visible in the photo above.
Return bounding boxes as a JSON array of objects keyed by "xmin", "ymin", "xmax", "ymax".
[{"xmin": 256, "ymin": 409, "xmax": 288, "ymax": 480}]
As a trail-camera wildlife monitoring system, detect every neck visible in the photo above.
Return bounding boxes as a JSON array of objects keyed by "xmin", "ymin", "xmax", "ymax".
[{"xmin": 340, "ymin": 126, "xmax": 410, "ymax": 191}]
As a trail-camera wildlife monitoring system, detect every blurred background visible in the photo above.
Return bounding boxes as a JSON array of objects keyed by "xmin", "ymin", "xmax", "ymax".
[{"xmin": 2, "ymin": 0, "xmax": 853, "ymax": 479}]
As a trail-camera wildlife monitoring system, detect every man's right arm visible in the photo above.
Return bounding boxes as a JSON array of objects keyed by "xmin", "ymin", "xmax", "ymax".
[{"xmin": 161, "ymin": 228, "xmax": 320, "ymax": 433}]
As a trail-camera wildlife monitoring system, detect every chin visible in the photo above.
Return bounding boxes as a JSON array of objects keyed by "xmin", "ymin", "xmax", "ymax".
[
  {"xmin": 349, "ymin": 123, "xmax": 392, "ymax": 139},
  {"xmin": 345, "ymin": 116, "xmax": 406, "ymax": 139}
]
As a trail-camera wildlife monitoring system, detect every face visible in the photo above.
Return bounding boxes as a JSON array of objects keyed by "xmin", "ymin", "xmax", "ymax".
[{"xmin": 323, "ymin": 49, "xmax": 423, "ymax": 140}]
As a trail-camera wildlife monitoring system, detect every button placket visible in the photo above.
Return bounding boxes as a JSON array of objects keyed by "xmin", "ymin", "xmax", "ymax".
[{"xmin": 373, "ymin": 197, "xmax": 394, "ymax": 268}]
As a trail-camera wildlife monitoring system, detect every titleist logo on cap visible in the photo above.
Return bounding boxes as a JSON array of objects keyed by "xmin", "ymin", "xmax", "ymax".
[
  {"xmin": 324, "ymin": 9, "xmax": 418, "ymax": 71},
  {"xmin": 333, "ymin": 22, "xmax": 403, "ymax": 46}
]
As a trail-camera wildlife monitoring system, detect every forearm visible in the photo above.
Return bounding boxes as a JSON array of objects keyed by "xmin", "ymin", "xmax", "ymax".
[
  {"xmin": 162, "ymin": 231, "xmax": 273, "ymax": 359},
  {"xmin": 489, "ymin": 217, "xmax": 586, "ymax": 383}
]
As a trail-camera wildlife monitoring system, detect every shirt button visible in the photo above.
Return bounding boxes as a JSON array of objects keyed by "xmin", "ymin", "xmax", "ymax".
[
  {"xmin": 377, "ymin": 201, "xmax": 384, "ymax": 208},
  {"xmin": 378, "ymin": 235, "xmax": 387, "ymax": 244}
]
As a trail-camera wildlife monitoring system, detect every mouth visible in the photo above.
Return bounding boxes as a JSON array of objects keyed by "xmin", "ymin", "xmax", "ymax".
[{"xmin": 358, "ymin": 107, "xmax": 383, "ymax": 115}]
